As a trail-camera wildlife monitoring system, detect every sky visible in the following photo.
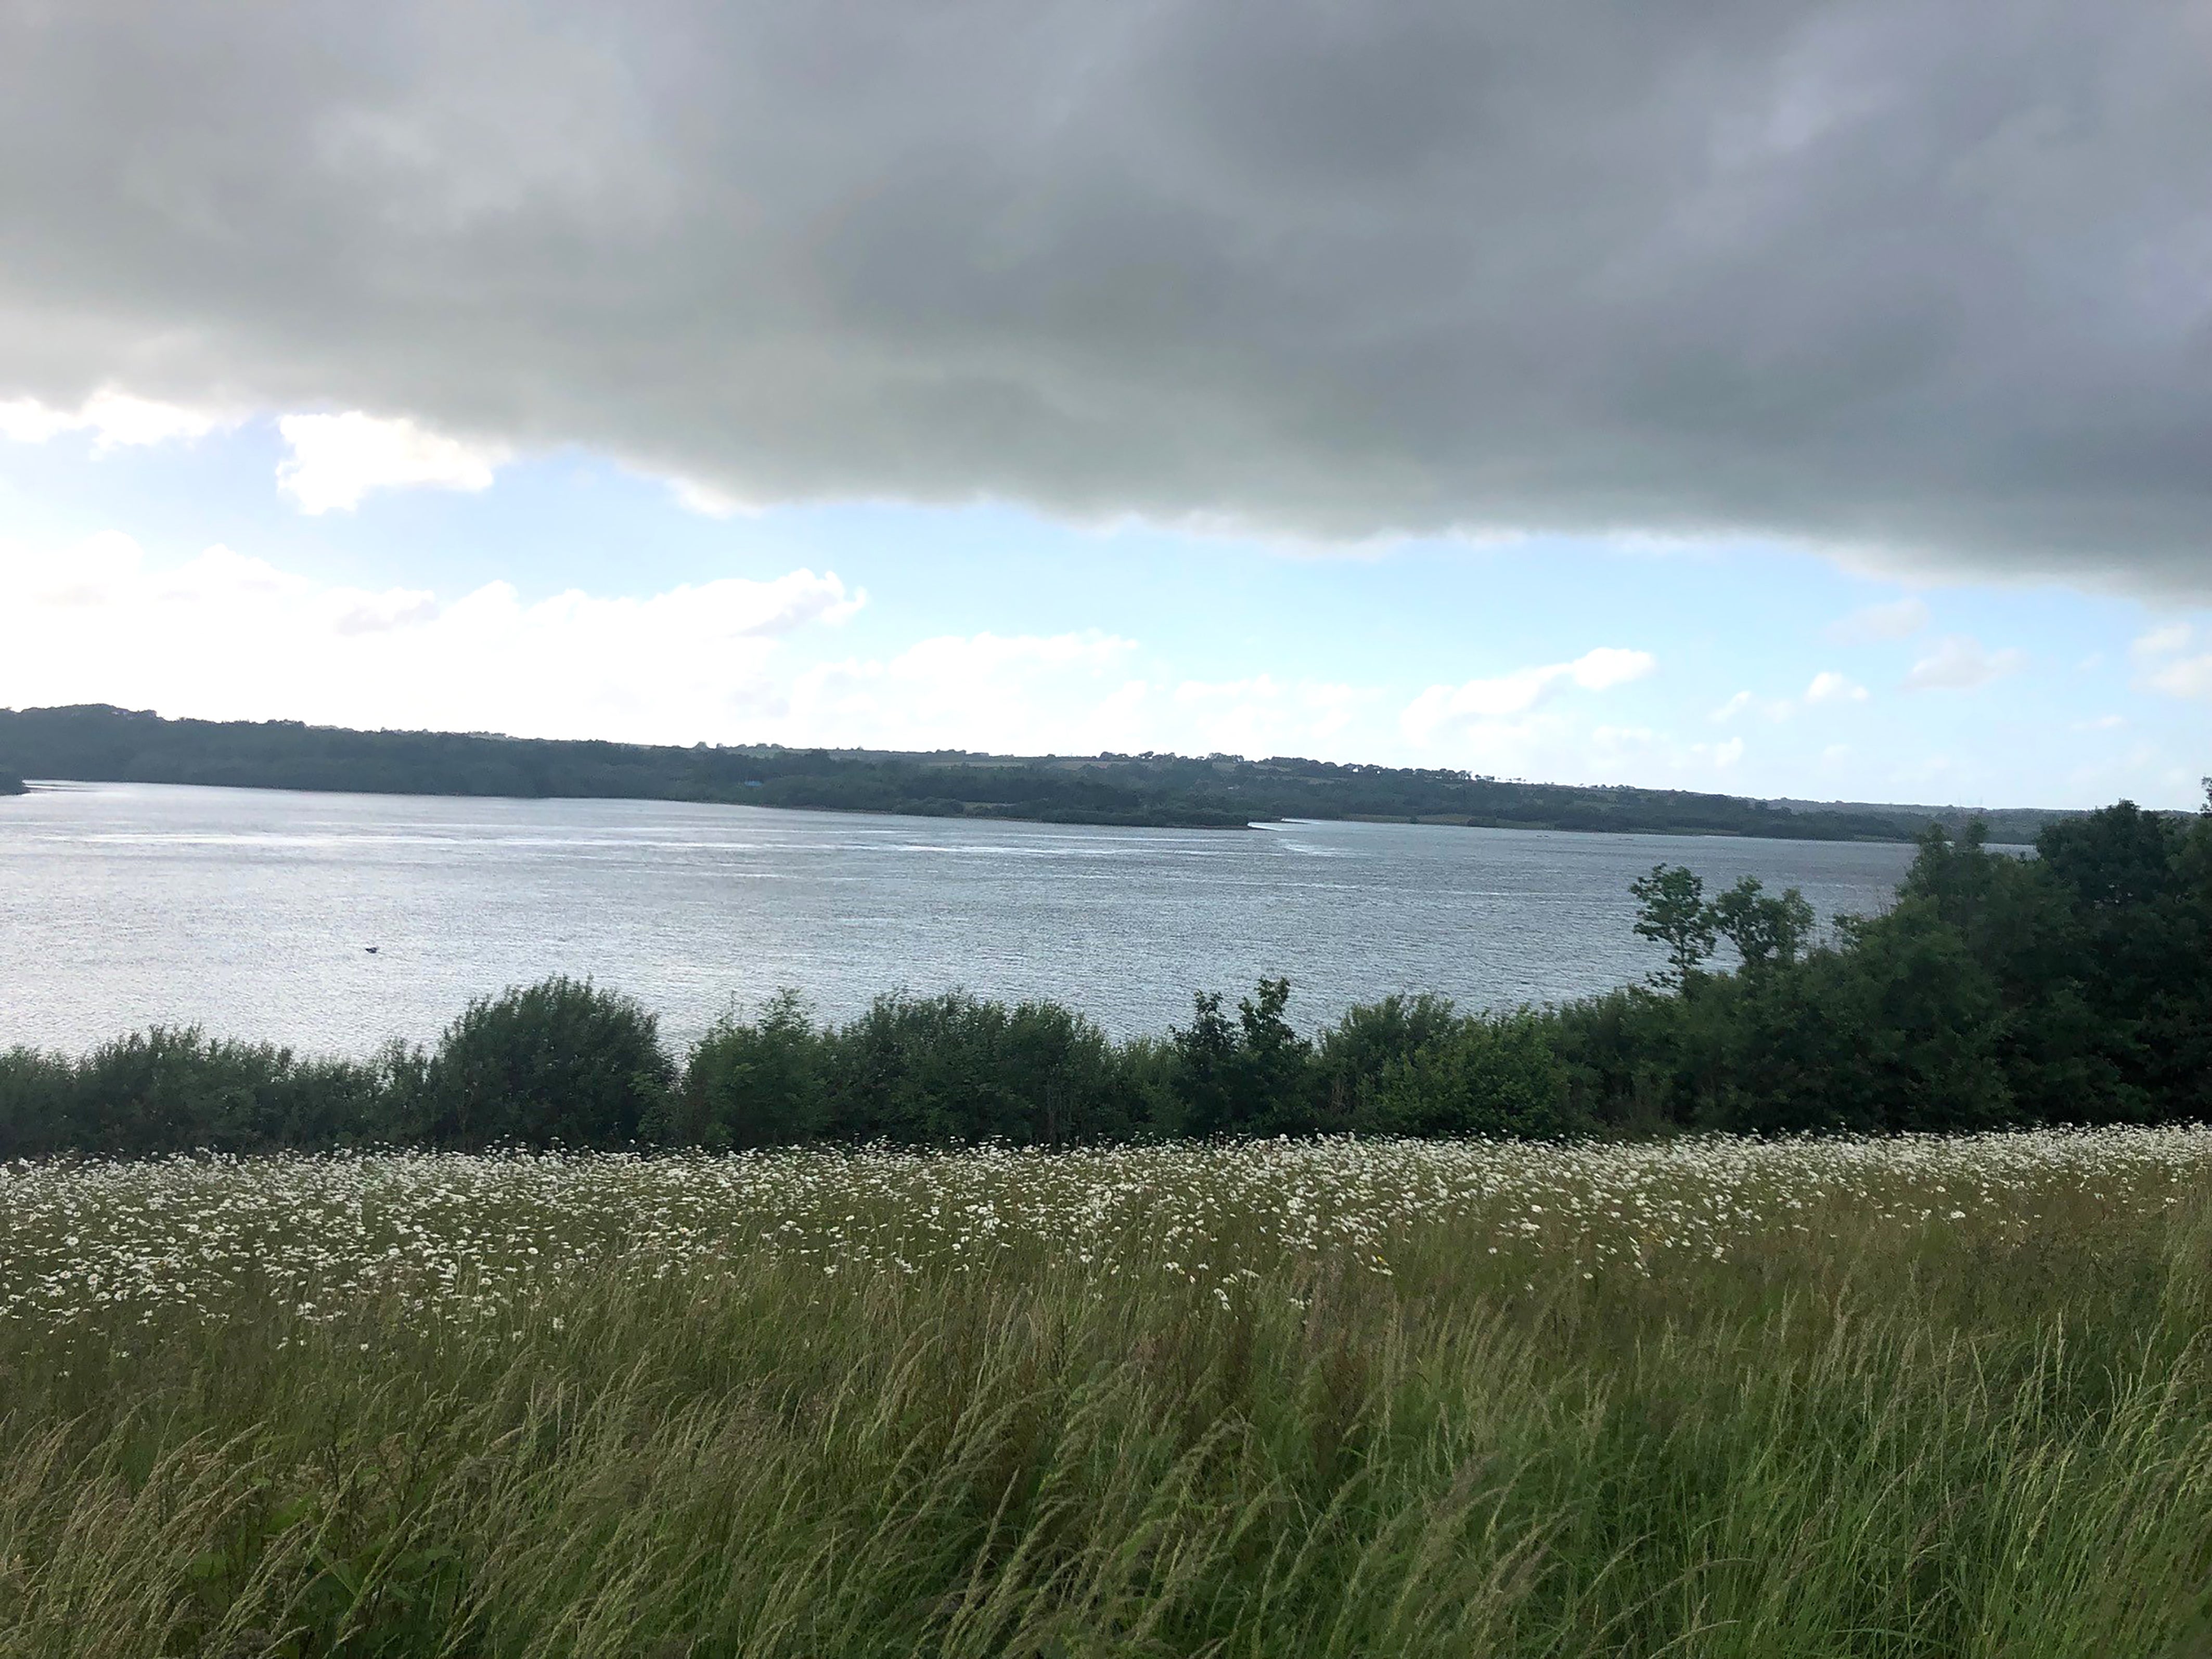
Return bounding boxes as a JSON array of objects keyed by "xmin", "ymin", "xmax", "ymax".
[{"xmin": 0, "ymin": 2, "xmax": 2206, "ymax": 809}]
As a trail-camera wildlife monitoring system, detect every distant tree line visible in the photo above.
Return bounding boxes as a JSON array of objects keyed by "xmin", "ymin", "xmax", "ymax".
[
  {"xmin": 0, "ymin": 703, "xmax": 2069, "ymax": 841},
  {"xmin": 4, "ymin": 791, "xmax": 2204, "ymax": 1161}
]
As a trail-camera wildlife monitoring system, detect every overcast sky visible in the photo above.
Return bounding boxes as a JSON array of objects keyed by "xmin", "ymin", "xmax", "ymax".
[{"xmin": 1, "ymin": 1, "xmax": 2206, "ymax": 807}]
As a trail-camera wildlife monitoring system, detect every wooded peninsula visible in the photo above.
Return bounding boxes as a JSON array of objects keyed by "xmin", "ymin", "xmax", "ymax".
[{"xmin": 0, "ymin": 703, "xmax": 2070, "ymax": 841}]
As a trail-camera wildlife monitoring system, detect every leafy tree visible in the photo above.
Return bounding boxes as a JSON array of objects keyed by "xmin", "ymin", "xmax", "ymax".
[
  {"xmin": 1630, "ymin": 865, "xmax": 1716, "ymax": 989},
  {"xmin": 1683, "ymin": 905, "xmax": 2012, "ymax": 1135},
  {"xmin": 1711, "ymin": 876, "xmax": 1816, "ymax": 970},
  {"xmin": 2031, "ymin": 800, "xmax": 2212, "ymax": 1118},
  {"xmin": 1171, "ymin": 979, "xmax": 1316, "ymax": 1136},
  {"xmin": 1899, "ymin": 818, "xmax": 2003, "ymax": 934}
]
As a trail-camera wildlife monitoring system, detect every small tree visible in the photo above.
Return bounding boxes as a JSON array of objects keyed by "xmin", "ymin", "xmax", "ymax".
[
  {"xmin": 1630, "ymin": 864, "xmax": 1716, "ymax": 989},
  {"xmin": 1711, "ymin": 876, "xmax": 1816, "ymax": 970},
  {"xmin": 1902, "ymin": 818, "xmax": 1998, "ymax": 931},
  {"xmin": 1169, "ymin": 978, "xmax": 1315, "ymax": 1135}
]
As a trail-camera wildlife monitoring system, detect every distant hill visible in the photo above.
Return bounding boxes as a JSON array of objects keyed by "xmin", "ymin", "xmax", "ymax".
[
  {"xmin": 1763, "ymin": 798, "xmax": 2063, "ymax": 848},
  {"xmin": 0, "ymin": 703, "xmax": 2080, "ymax": 843}
]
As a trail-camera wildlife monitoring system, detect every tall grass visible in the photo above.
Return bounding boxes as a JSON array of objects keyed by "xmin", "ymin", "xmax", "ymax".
[{"xmin": 3, "ymin": 1131, "xmax": 2210, "ymax": 1656}]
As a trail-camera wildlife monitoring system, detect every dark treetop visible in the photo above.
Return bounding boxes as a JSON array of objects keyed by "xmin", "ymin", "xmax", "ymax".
[{"xmin": 0, "ymin": 703, "xmax": 2073, "ymax": 841}]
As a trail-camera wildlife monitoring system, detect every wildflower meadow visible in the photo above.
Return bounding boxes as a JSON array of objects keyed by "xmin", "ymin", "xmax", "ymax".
[{"xmin": 5, "ymin": 1127, "xmax": 2211, "ymax": 1655}]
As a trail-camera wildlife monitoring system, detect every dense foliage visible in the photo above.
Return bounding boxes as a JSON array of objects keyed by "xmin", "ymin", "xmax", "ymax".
[
  {"xmin": 2, "ymin": 792, "xmax": 2205, "ymax": 1160},
  {"xmin": 1557, "ymin": 793, "xmax": 2212, "ymax": 1134},
  {"xmin": 0, "ymin": 701, "xmax": 2070, "ymax": 838}
]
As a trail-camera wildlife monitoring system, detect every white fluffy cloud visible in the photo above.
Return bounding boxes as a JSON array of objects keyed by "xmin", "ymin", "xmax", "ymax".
[
  {"xmin": 1902, "ymin": 635, "xmax": 2026, "ymax": 692},
  {"xmin": 276, "ymin": 412, "xmax": 509, "ymax": 513},
  {"xmin": 0, "ymin": 536, "xmax": 1701, "ymax": 776},
  {"xmin": 1400, "ymin": 648, "xmax": 1655, "ymax": 745},
  {"xmin": 0, "ymin": 534, "xmax": 861, "ymax": 743},
  {"xmin": 0, "ymin": 397, "xmax": 506, "ymax": 512},
  {"xmin": 1712, "ymin": 690, "xmax": 1792, "ymax": 725},
  {"xmin": 2132, "ymin": 623, "xmax": 2212, "ymax": 700},
  {"xmin": 1804, "ymin": 670, "xmax": 1869, "ymax": 705},
  {"xmin": 1170, "ymin": 676, "xmax": 1375, "ymax": 757},
  {"xmin": 786, "ymin": 633, "xmax": 1147, "ymax": 754},
  {"xmin": 1712, "ymin": 670, "xmax": 1868, "ymax": 727},
  {"xmin": 2133, "ymin": 623, "xmax": 2193, "ymax": 658},
  {"xmin": 2146, "ymin": 660, "xmax": 2212, "ymax": 699}
]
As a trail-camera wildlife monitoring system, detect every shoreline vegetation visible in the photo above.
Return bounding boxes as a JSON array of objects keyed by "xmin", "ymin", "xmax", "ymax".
[
  {"xmin": 0, "ymin": 702, "xmax": 2077, "ymax": 840},
  {"xmin": 7, "ymin": 795, "xmax": 2205, "ymax": 1163}
]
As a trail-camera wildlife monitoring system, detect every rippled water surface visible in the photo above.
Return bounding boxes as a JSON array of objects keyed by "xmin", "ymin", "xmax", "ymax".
[{"xmin": 1, "ymin": 782, "xmax": 1923, "ymax": 1052}]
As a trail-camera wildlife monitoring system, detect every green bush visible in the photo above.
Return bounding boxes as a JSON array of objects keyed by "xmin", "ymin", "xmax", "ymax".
[
  {"xmin": 831, "ymin": 991, "xmax": 1137, "ymax": 1145},
  {"xmin": 0, "ymin": 1031, "xmax": 394, "ymax": 1160},
  {"xmin": 423, "ymin": 977, "xmax": 674, "ymax": 1149},
  {"xmin": 1364, "ymin": 1011, "xmax": 1570, "ymax": 1138},
  {"xmin": 1170, "ymin": 978, "xmax": 1317, "ymax": 1136},
  {"xmin": 660, "ymin": 989, "xmax": 832, "ymax": 1150},
  {"xmin": 1548, "ymin": 988, "xmax": 1688, "ymax": 1132},
  {"xmin": 673, "ymin": 989, "xmax": 1166, "ymax": 1149},
  {"xmin": 1313, "ymin": 994, "xmax": 1462, "ymax": 1128},
  {"xmin": 0, "ymin": 1046, "xmax": 82, "ymax": 1159}
]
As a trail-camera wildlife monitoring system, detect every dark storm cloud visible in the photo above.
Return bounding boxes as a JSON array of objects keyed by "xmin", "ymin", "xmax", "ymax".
[{"xmin": 3, "ymin": 1, "xmax": 2210, "ymax": 590}]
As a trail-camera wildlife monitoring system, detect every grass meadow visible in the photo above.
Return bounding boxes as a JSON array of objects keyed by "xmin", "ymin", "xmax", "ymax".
[{"xmin": 4, "ymin": 1130, "xmax": 2212, "ymax": 1657}]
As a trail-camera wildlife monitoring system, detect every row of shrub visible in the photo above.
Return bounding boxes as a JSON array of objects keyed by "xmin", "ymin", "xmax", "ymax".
[
  {"xmin": 0, "ymin": 974, "xmax": 1572, "ymax": 1159},
  {"xmin": 3, "ymin": 791, "xmax": 2206, "ymax": 1158}
]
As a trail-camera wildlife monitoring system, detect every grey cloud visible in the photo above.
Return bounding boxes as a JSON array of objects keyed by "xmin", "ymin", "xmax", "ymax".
[{"xmin": 3, "ymin": 2, "xmax": 2212, "ymax": 591}]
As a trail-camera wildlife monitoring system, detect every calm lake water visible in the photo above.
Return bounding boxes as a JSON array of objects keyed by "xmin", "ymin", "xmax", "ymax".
[{"xmin": 1, "ymin": 782, "xmax": 1924, "ymax": 1054}]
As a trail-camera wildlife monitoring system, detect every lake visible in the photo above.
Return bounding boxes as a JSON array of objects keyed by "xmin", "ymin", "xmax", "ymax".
[{"xmin": 0, "ymin": 782, "xmax": 1925, "ymax": 1054}]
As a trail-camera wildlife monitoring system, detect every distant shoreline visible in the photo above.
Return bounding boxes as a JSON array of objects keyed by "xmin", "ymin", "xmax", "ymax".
[{"xmin": 0, "ymin": 703, "xmax": 2079, "ymax": 843}]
